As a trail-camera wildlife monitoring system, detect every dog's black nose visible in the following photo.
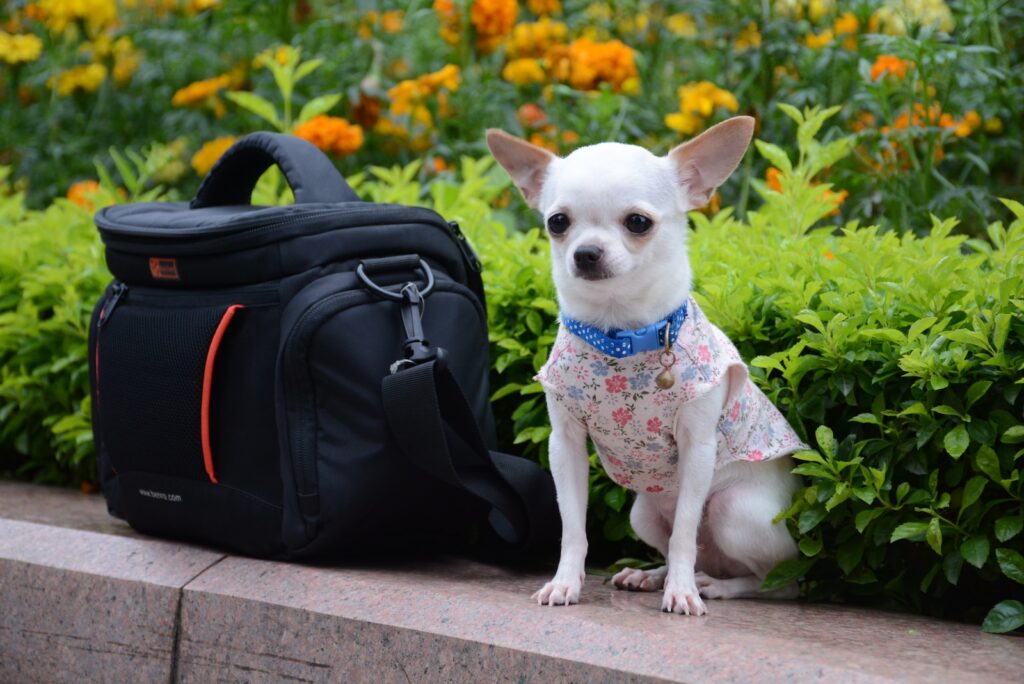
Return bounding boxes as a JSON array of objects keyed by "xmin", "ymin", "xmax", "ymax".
[{"xmin": 573, "ymin": 245, "xmax": 604, "ymax": 270}]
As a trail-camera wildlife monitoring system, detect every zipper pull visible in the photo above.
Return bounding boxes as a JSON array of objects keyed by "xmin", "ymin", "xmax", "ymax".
[
  {"xmin": 447, "ymin": 221, "xmax": 482, "ymax": 273},
  {"xmin": 98, "ymin": 282, "xmax": 127, "ymax": 327}
]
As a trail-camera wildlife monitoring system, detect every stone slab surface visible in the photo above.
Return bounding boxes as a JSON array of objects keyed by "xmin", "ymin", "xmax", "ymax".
[
  {"xmin": 178, "ymin": 556, "xmax": 1024, "ymax": 683},
  {"xmin": 2, "ymin": 480, "xmax": 1023, "ymax": 683},
  {"xmin": 0, "ymin": 516, "xmax": 223, "ymax": 683}
]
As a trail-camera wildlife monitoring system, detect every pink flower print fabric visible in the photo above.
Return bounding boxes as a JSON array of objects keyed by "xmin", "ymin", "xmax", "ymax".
[{"xmin": 536, "ymin": 298, "xmax": 808, "ymax": 496}]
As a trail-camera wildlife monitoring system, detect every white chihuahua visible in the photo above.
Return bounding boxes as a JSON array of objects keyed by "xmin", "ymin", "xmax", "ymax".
[{"xmin": 487, "ymin": 117, "xmax": 807, "ymax": 616}]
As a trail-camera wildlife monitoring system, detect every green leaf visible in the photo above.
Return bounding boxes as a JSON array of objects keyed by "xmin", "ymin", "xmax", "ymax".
[
  {"xmin": 943, "ymin": 551, "xmax": 964, "ymax": 585},
  {"xmin": 907, "ymin": 316, "xmax": 937, "ymax": 343},
  {"xmin": 975, "ymin": 444, "xmax": 1002, "ymax": 482},
  {"xmin": 966, "ymin": 380, "xmax": 992, "ymax": 409},
  {"xmin": 293, "ymin": 57, "xmax": 324, "ymax": 83},
  {"xmin": 981, "ymin": 600, "xmax": 1024, "ymax": 634},
  {"xmin": 603, "ymin": 486, "xmax": 628, "ymax": 513},
  {"xmin": 891, "ymin": 522, "xmax": 928, "ymax": 542},
  {"xmin": 961, "ymin": 476, "xmax": 986, "ymax": 510},
  {"xmin": 836, "ymin": 539, "xmax": 864, "ymax": 574},
  {"xmin": 754, "ymin": 140, "xmax": 793, "ymax": 174},
  {"xmin": 815, "ymin": 425, "xmax": 835, "ymax": 459},
  {"xmin": 296, "ymin": 93, "xmax": 343, "ymax": 125},
  {"xmin": 943, "ymin": 424, "xmax": 970, "ymax": 458},
  {"xmin": 1002, "ymin": 426, "xmax": 1024, "ymax": 444},
  {"xmin": 855, "ymin": 508, "xmax": 884, "ymax": 533},
  {"xmin": 995, "ymin": 516, "xmax": 1023, "ymax": 542},
  {"xmin": 798, "ymin": 505, "xmax": 827, "ymax": 534},
  {"xmin": 224, "ymin": 92, "xmax": 283, "ymax": 130},
  {"xmin": 960, "ymin": 535, "xmax": 990, "ymax": 569},
  {"xmin": 926, "ymin": 517, "xmax": 943, "ymax": 555},
  {"xmin": 799, "ymin": 536, "xmax": 823, "ymax": 557},
  {"xmin": 761, "ymin": 557, "xmax": 814, "ymax": 591},
  {"xmin": 995, "ymin": 548, "xmax": 1024, "ymax": 584}
]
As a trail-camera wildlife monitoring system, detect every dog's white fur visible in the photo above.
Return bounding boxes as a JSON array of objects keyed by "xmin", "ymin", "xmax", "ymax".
[{"xmin": 487, "ymin": 118, "xmax": 800, "ymax": 615}]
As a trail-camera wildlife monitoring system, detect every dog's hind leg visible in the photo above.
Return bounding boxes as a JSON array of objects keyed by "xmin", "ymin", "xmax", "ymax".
[
  {"xmin": 697, "ymin": 459, "xmax": 800, "ymax": 600},
  {"xmin": 611, "ymin": 494, "xmax": 670, "ymax": 592}
]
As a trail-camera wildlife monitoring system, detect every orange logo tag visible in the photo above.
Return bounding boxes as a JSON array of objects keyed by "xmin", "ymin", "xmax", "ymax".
[{"xmin": 149, "ymin": 257, "xmax": 180, "ymax": 281}]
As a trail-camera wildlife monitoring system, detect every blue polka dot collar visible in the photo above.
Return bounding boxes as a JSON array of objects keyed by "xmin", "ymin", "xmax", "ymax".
[{"xmin": 561, "ymin": 301, "xmax": 689, "ymax": 358}]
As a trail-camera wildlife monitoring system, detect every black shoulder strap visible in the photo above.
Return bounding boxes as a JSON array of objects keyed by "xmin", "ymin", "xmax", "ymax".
[{"xmin": 381, "ymin": 361, "xmax": 559, "ymax": 552}]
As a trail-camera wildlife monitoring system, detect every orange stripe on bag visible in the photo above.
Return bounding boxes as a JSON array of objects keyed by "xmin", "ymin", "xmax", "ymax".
[{"xmin": 201, "ymin": 305, "xmax": 244, "ymax": 484}]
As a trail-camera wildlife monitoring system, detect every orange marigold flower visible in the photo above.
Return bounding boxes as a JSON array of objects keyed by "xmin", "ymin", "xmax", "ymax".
[
  {"xmin": 471, "ymin": 0, "xmax": 518, "ymax": 54},
  {"xmin": 824, "ymin": 188, "xmax": 848, "ymax": 216},
  {"xmin": 67, "ymin": 180, "xmax": 101, "ymax": 211},
  {"xmin": 172, "ymin": 75, "xmax": 231, "ymax": 107},
  {"xmin": 191, "ymin": 136, "xmax": 237, "ymax": 176},
  {"xmin": 765, "ymin": 167, "xmax": 784, "ymax": 193},
  {"xmin": 507, "ymin": 17, "xmax": 568, "ymax": 58},
  {"xmin": 870, "ymin": 54, "xmax": 911, "ymax": 81},
  {"xmin": 804, "ymin": 29, "xmax": 834, "ymax": 49},
  {"xmin": 734, "ymin": 22, "xmax": 761, "ymax": 52},
  {"xmin": 823, "ymin": 249, "xmax": 834, "ymax": 260},
  {"xmin": 560, "ymin": 37, "xmax": 637, "ymax": 92},
  {"xmin": 293, "ymin": 116, "xmax": 364, "ymax": 157},
  {"xmin": 381, "ymin": 10, "xmax": 404, "ymax": 33},
  {"xmin": 516, "ymin": 102, "xmax": 547, "ymax": 128}
]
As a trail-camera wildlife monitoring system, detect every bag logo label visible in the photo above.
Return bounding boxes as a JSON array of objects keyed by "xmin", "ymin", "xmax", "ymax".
[
  {"xmin": 138, "ymin": 488, "xmax": 182, "ymax": 503},
  {"xmin": 149, "ymin": 257, "xmax": 180, "ymax": 281}
]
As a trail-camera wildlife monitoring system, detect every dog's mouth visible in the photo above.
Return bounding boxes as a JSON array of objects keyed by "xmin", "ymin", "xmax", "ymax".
[{"xmin": 574, "ymin": 269, "xmax": 615, "ymax": 281}]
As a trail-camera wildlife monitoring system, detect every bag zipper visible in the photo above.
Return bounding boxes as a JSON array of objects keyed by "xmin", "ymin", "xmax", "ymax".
[
  {"xmin": 447, "ymin": 221, "xmax": 482, "ymax": 273},
  {"xmin": 97, "ymin": 282, "xmax": 127, "ymax": 327}
]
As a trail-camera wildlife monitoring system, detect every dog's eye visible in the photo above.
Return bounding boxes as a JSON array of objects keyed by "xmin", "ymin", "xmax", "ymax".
[
  {"xmin": 624, "ymin": 214, "xmax": 653, "ymax": 234},
  {"xmin": 547, "ymin": 213, "xmax": 571, "ymax": 236}
]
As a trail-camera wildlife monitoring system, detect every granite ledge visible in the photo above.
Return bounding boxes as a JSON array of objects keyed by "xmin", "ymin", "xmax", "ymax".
[{"xmin": 1, "ymin": 480, "xmax": 1022, "ymax": 683}]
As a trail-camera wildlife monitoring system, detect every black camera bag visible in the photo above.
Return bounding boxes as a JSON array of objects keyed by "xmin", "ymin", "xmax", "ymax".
[{"xmin": 87, "ymin": 132, "xmax": 557, "ymax": 558}]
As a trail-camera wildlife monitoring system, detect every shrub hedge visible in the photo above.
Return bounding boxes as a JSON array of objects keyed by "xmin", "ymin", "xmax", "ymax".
[{"xmin": 0, "ymin": 117, "xmax": 1020, "ymax": 631}]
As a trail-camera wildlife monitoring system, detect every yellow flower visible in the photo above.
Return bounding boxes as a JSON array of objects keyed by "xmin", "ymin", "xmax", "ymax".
[
  {"xmin": 527, "ymin": 0, "xmax": 560, "ymax": 15},
  {"xmin": 804, "ymin": 29, "xmax": 834, "ymax": 49},
  {"xmin": 187, "ymin": 0, "xmax": 219, "ymax": 15},
  {"xmin": 734, "ymin": 22, "xmax": 761, "ymax": 52},
  {"xmin": 172, "ymin": 74, "xmax": 231, "ymax": 107},
  {"xmin": 471, "ymin": 0, "xmax": 518, "ymax": 54},
  {"xmin": 507, "ymin": 17, "xmax": 568, "ymax": 58},
  {"xmin": 666, "ymin": 13, "xmax": 697, "ymax": 38},
  {"xmin": 503, "ymin": 58, "xmax": 546, "ymax": 85},
  {"xmin": 583, "ymin": 2, "xmax": 612, "ymax": 23},
  {"xmin": 807, "ymin": 0, "xmax": 834, "ymax": 23},
  {"xmin": 386, "ymin": 64, "xmax": 460, "ymax": 121},
  {"xmin": 833, "ymin": 11, "xmax": 859, "ymax": 35},
  {"xmin": 665, "ymin": 81, "xmax": 739, "ymax": 135},
  {"xmin": 36, "ymin": 0, "xmax": 118, "ymax": 36},
  {"xmin": 870, "ymin": 0, "xmax": 954, "ymax": 35},
  {"xmin": 50, "ymin": 63, "xmax": 107, "ymax": 96},
  {"xmin": 191, "ymin": 136, "xmax": 236, "ymax": 176},
  {"xmin": 774, "ymin": 0, "xmax": 834, "ymax": 22},
  {"xmin": 111, "ymin": 37, "xmax": 140, "ymax": 85},
  {"xmin": 293, "ymin": 116, "xmax": 364, "ymax": 157},
  {"xmin": 984, "ymin": 117, "xmax": 1003, "ymax": 135},
  {"xmin": 0, "ymin": 31, "xmax": 43, "ymax": 65},
  {"xmin": 955, "ymin": 110, "xmax": 981, "ymax": 138},
  {"xmin": 433, "ymin": 0, "xmax": 461, "ymax": 45}
]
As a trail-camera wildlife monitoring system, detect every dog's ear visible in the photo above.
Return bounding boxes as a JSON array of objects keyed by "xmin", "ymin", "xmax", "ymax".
[
  {"xmin": 667, "ymin": 116, "xmax": 755, "ymax": 210},
  {"xmin": 485, "ymin": 129, "xmax": 556, "ymax": 209}
]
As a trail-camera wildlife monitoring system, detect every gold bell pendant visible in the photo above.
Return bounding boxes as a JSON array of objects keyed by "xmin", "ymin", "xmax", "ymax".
[{"xmin": 655, "ymin": 321, "xmax": 676, "ymax": 389}]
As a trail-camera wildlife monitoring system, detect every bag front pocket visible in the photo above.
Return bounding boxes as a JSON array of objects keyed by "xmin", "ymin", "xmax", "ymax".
[{"xmin": 94, "ymin": 282, "xmax": 281, "ymax": 503}]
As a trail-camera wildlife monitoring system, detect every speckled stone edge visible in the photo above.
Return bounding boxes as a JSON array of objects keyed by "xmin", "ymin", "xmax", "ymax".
[{"xmin": 2, "ymin": 482, "xmax": 1023, "ymax": 684}]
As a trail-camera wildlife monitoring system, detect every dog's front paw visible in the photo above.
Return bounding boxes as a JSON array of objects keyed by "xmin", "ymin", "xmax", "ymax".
[
  {"xmin": 532, "ymin": 575, "xmax": 583, "ymax": 606},
  {"xmin": 612, "ymin": 565, "xmax": 667, "ymax": 592},
  {"xmin": 661, "ymin": 579, "xmax": 707, "ymax": 616}
]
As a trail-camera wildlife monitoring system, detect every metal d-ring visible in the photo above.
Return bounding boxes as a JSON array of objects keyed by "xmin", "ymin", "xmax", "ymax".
[{"xmin": 356, "ymin": 258, "xmax": 435, "ymax": 301}]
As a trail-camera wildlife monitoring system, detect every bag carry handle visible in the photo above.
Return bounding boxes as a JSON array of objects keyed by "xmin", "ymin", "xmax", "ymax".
[
  {"xmin": 190, "ymin": 131, "xmax": 360, "ymax": 209},
  {"xmin": 382, "ymin": 360, "xmax": 560, "ymax": 552}
]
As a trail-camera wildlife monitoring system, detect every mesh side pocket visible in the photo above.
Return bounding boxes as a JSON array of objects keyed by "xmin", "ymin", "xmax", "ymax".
[{"xmin": 99, "ymin": 304, "xmax": 226, "ymax": 481}]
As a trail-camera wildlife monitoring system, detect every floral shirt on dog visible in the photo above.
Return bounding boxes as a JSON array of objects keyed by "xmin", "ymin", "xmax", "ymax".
[{"xmin": 536, "ymin": 298, "xmax": 808, "ymax": 496}]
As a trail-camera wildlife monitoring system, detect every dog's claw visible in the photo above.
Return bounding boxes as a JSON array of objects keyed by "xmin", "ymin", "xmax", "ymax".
[
  {"xmin": 661, "ymin": 580, "xmax": 707, "ymax": 616},
  {"xmin": 533, "ymin": 578, "xmax": 581, "ymax": 606}
]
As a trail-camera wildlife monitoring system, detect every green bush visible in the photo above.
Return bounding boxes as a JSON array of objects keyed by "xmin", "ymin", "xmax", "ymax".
[
  {"xmin": 0, "ymin": 112, "xmax": 1021, "ymax": 630},
  {"xmin": 0, "ymin": 170, "xmax": 110, "ymax": 484}
]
